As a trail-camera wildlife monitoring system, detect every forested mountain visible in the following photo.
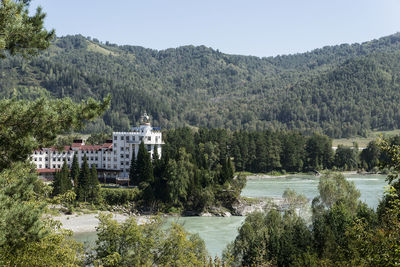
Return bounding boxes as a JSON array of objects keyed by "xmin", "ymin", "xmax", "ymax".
[{"xmin": 2, "ymin": 33, "xmax": 400, "ymax": 137}]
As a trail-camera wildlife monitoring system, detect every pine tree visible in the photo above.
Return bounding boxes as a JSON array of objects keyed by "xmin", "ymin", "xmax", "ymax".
[
  {"xmin": 129, "ymin": 147, "xmax": 137, "ymax": 186},
  {"xmin": 135, "ymin": 141, "xmax": 154, "ymax": 203},
  {"xmin": 70, "ymin": 154, "xmax": 80, "ymax": 190},
  {"xmin": 88, "ymin": 164, "xmax": 100, "ymax": 203},
  {"xmin": 60, "ymin": 159, "xmax": 72, "ymax": 193},
  {"xmin": 77, "ymin": 155, "xmax": 90, "ymax": 202},
  {"xmin": 52, "ymin": 160, "xmax": 72, "ymax": 196},
  {"xmin": 135, "ymin": 141, "xmax": 154, "ymax": 188},
  {"xmin": 52, "ymin": 170, "xmax": 62, "ymax": 196}
]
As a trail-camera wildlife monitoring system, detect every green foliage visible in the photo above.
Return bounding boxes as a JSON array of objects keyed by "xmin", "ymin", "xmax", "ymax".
[
  {"xmin": 227, "ymin": 171, "xmax": 394, "ymax": 266},
  {"xmin": 92, "ymin": 214, "xmax": 208, "ymax": 266},
  {"xmin": 76, "ymin": 155, "xmax": 90, "ymax": 202},
  {"xmin": 0, "ymin": 162, "xmax": 83, "ymax": 266},
  {"xmin": 0, "ymin": 0, "xmax": 55, "ymax": 58},
  {"xmin": 4, "ymin": 34, "xmax": 400, "ymax": 137},
  {"xmin": 228, "ymin": 210, "xmax": 312, "ymax": 267},
  {"xmin": 0, "ymin": 96, "xmax": 110, "ymax": 172},
  {"xmin": 313, "ymin": 172, "xmax": 361, "ymax": 213},
  {"xmin": 86, "ymin": 132, "xmax": 111, "ymax": 145},
  {"xmin": 89, "ymin": 164, "xmax": 100, "ymax": 203},
  {"xmin": 334, "ymin": 145, "xmax": 359, "ymax": 170},
  {"xmin": 100, "ymin": 188, "xmax": 139, "ymax": 206},
  {"xmin": 70, "ymin": 153, "xmax": 80, "ymax": 190},
  {"xmin": 52, "ymin": 159, "xmax": 72, "ymax": 196}
]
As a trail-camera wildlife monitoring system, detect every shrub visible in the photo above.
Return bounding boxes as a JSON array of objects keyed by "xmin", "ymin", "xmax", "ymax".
[{"xmin": 100, "ymin": 188, "xmax": 139, "ymax": 206}]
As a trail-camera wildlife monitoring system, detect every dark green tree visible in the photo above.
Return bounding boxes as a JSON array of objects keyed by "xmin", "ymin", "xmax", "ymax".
[
  {"xmin": 0, "ymin": 0, "xmax": 55, "ymax": 58},
  {"xmin": 77, "ymin": 155, "xmax": 90, "ymax": 202},
  {"xmin": 88, "ymin": 164, "xmax": 100, "ymax": 203},
  {"xmin": 52, "ymin": 159, "xmax": 72, "ymax": 196},
  {"xmin": 133, "ymin": 141, "xmax": 154, "ymax": 188},
  {"xmin": 129, "ymin": 148, "xmax": 137, "ymax": 186},
  {"xmin": 0, "ymin": 96, "xmax": 110, "ymax": 172},
  {"xmin": 333, "ymin": 145, "xmax": 359, "ymax": 170},
  {"xmin": 360, "ymin": 140, "xmax": 381, "ymax": 171},
  {"xmin": 70, "ymin": 153, "xmax": 80, "ymax": 190},
  {"xmin": 305, "ymin": 133, "xmax": 333, "ymax": 170}
]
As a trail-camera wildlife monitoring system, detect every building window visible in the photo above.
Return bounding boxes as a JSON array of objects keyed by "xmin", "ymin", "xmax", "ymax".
[
  {"xmin": 34, "ymin": 158, "xmax": 37, "ymax": 161},
  {"xmin": 126, "ymin": 136, "xmax": 130, "ymax": 141},
  {"xmin": 120, "ymin": 147, "xmax": 124, "ymax": 151},
  {"xmin": 114, "ymin": 157, "xmax": 117, "ymax": 161},
  {"xmin": 147, "ymin": 145, "xmax": 151, "ymax": 151},
  {"xmin": 113, "ymin": 164, "xmax": 117, "ymax": 169},
  {"xmin": 147, "ymin": 136, "xmax": 151, "ymax": 141},
  {"xmin": 114, "ymin": 136, "xmax": 117, "ymax": 140},
  {"xmin": 121, "ymin": 136, "xmax": 124, "ymax": 140},
  {"xmin": 39, "ymin": 164, "xmax": 42, "ymax": 168},
  {"xmin": 52, "ymin": 165, "xmax": 55, "ymax": 168},
  {"xmin": 120, "ymin": 154, "xmax": 124, "ymax": 158},
  {"xmin": 121, "ymin": 162, "xmax": 124, "ymax": 165},
  {"xmin": 57, "ymin": 164, "xmax": 60, "ymax": 168},
  {"xmin": 126, "ymin": 154, "xmax": 129, "ymax": 158},
  {"xmin": 126, "ymin": 161, "xmax": 129, "ymax": 166}
]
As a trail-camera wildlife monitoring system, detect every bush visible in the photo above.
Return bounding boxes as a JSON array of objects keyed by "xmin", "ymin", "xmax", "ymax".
[{"xmin": 100, "ymin": 188, "xmax": 139, "ymax": 206}]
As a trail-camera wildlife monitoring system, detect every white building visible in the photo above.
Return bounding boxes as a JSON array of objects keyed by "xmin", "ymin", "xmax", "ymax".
[{"xmin": 31, "ymin": 113, "xmax": 163, "ymax": 180}]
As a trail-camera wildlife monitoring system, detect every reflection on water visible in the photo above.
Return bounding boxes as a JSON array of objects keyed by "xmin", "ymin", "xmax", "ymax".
[{"xmin": 73, "ymin": 173, "xmax": 388, "ymax": 258}]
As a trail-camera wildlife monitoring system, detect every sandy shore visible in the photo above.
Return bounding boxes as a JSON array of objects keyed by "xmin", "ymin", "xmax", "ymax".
[{"xmin": 51, "ymin": 212, "xmax": 149, "ymax": 233}]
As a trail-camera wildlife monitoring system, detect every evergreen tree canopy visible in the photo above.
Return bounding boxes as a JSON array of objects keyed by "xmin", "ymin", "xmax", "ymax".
[
  {"xmin": 0, "ymin": 0, "xmax": 55, "ymax": 58},
  {"xmin": 0, "ymin": 96, "xmax": 110, "ymax": 172}
]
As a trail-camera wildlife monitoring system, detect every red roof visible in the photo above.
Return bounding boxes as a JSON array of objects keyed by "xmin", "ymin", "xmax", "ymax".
[
  {"xmin": 37, "ymin": 168, "xmax": 59, "ymax": 173},
  {"xmin": 35, "ymin": 142, "xmax": 112, "ymax": 152}
]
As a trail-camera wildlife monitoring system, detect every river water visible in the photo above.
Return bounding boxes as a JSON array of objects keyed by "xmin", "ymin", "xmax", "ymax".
[{"xmin": 74, "ymin": 173, "xmax": 388, "ymax": 258}]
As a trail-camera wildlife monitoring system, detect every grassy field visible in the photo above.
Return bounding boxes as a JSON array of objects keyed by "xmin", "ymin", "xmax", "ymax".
[{"xmin": 332, "ymin": 129, "xmax": 400, "ymax": 148}]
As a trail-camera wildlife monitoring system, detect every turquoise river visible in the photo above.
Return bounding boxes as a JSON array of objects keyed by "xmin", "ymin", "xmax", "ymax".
[{"xmin": 74, "ymin": 173, "xmax": 388, "ymax": 257}]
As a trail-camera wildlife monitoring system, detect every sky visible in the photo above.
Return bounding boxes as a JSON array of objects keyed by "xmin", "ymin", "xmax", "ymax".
[{"xmin": 30, "ymin": 0, "xmax": 400, "ymax": 57}]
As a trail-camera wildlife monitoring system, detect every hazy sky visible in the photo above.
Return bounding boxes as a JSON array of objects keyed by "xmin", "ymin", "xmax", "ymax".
[{"xmin": 30, "ymin": 0, "xmax": 400, "ymax": 57}]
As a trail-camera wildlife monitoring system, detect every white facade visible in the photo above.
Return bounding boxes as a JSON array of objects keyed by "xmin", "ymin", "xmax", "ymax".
[{"xmin": 31, "ymin": 114, "xmax": 163, "ymax": 179}]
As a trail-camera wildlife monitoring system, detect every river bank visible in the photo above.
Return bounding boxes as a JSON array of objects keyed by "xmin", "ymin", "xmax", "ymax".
[
  {"xmin": 52, "ymin": 212, "xmax": 149, "ymax": 233},
  {"xmin": 244, "ymin": 170, "xmax": 380, "ymax": 180}
]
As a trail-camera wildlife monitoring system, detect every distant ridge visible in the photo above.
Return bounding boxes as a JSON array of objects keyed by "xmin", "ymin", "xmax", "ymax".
[{"xmin": 1, "ymin": 33, "xmax": 400, "ymax": 137}]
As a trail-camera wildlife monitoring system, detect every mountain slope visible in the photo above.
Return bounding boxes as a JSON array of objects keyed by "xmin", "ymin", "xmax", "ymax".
[{"xmin": 1, "ymin": 33, "xmax": 400, "ymax": 137}]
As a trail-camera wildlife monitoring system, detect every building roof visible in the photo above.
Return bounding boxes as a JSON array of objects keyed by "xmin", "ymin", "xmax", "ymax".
[{"xmin": 37, "ymin": 168, "xmax": 59, "ymax": 173}]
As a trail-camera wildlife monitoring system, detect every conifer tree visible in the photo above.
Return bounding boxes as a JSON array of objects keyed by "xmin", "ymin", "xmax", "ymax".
[
  {"xmin": 52, "ymin": 159, "xmax": 72, "ymax": 196},
  {"xmin": 52, "ymin": 170, "xmax": 62, "ymax": 196},
  {"xmin": 129, "ymin": 148, "xmax": 137, "ymax": 186},
  {"xmin": 135, "ymin": 142, "xmax": 154, "ymax": 203},
  {"xmin": 77, "ymin": 155, "xmax": 90, "ymax": 202},
  {"xmin": 70, "ymin": 154, "xmax": 80, "ymax": 190},
  {"xmin": 88, "ymin": 164, "xmax": 100, "ymax": 203},
  {"xmin": 134, "ymin": 141, "xmax": 154, "ymax": 188}
]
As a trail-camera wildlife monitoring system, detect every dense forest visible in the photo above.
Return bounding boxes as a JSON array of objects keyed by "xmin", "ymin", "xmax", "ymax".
[{"xmin": 2, "ymin": 34, "xmax": 400, "ymax": 137}]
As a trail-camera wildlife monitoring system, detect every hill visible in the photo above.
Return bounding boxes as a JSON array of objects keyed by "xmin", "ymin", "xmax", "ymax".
[{"xmin": 2, "ymin": 33, "xmax": 400, "ymax": 137}]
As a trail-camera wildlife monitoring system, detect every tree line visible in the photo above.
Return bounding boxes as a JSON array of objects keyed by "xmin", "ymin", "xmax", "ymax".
[{"xmin": 3, "ymin": 34, "xmax": 400, "ymax": 137}]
